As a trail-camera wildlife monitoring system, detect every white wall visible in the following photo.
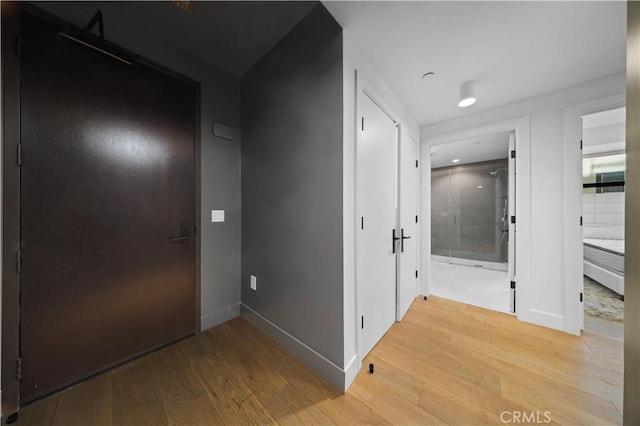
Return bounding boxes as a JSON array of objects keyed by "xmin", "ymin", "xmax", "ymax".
[
  {"xmin": 342, "ymin": 34, "xmax": 420, "ymax": 389},
  {"xmin": 583, "ymin": 193, "xmax": 625, "ymax": 229},
  {"xmin": 422, "ymin": 72, "xmax": 625, "ymax": 334}
]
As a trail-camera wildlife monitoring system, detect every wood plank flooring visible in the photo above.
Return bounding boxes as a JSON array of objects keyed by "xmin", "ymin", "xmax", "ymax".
[{"xmin": 15, "ymin": 296, "xmax": 623, "ymax": 425}]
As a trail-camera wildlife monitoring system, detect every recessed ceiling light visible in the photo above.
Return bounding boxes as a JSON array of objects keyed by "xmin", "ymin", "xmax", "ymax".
[
  {"xmin": 477, "ymin": 185, "xmax": 483, "ymax": 189},
  {"xmin": 452, "ymin": 158, "xmax": 460, "ymax": 163},
  {"xmin": 422, "ymin": 72, "xmax": 435, "ymax": 79}
]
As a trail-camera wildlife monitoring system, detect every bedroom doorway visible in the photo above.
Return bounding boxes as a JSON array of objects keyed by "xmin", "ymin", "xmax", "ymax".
[
  {"xmin": 581, "ymin": 107, "xmax": 625, "ymax": 328},
  {"xmin": 429, "ymin": 131, "xmax": 515, "ymax": 314}
]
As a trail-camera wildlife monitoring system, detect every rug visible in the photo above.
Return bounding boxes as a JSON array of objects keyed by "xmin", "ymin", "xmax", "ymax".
[{"xmin": 583, "ymin": 275, "xmax": 624, "ymax": 323}]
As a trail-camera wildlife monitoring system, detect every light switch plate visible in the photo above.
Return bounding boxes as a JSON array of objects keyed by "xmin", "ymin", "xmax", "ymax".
[
  {"xmin": 211, "ymin": 210, "xmax": 225, "ymax": 222},
  {"xmin": 250, "ymin": 275, "xmax": 257, "ymax": 291},
  {"xmin": 212, "ymin": 122, "xmax": 235, "ymax": 142}
]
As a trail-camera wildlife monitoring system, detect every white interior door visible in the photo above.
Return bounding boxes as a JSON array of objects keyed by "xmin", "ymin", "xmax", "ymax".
[
  {"xmin": 357, "ymin": 91, "xmax": 398, "ymax": 358},
  {"xmin": 508, "ymin": 131, "xmax": 517, "ymax": 313},
  {"xmin": 397, "ymin": 133, "xmax": 419, "ymax": 320}
]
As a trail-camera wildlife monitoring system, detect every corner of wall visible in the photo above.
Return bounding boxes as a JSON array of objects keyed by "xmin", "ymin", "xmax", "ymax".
[
  {"xmin": 241, "ymin": 304, "xmax": 351, "ymax": 391},
  {"xmin": 343, "ymin": 353, "xmax": 359, "ymax": 391},
  {"xmin": 342, "ymin": 52, "xmax": 358, "ymax": 390},
  {"xmin": 625, "ymin": 3, "xmax": 640, "ymax": 423},
  {"xmin": 240, "ymin": 2, "xmax": 345, "ymax": 388},
  {"xmin": 201, "ymin": 303, "xmax": 241, "ymax": 331},
  {"xmin": 342, "ymin": 41, "xmax": 421, "ymax": 385}
]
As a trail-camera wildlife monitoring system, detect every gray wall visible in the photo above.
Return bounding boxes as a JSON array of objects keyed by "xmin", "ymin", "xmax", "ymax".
[
  {"xmin": 626, "ymin": 2, "xmax": 640, "ymax": 423},
  {"xmin": 31, "ymin": 1, "xmax": 242, "ymax": 330},
  {"xmin": 241, "ymin": 5, "xmax": 344, "ymax": 367},
  {"xmin": 431, "ymin": 159, "xmax": 509, "ymax": 264}
]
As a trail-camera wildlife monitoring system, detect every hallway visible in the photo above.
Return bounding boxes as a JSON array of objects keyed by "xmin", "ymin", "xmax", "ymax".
[{"xmin": 16, "ymin": 297, "xmax": 622, "ymax": 425}]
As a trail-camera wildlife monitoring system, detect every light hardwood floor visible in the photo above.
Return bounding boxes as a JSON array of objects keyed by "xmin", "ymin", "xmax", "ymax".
[{"xmin": 15, "ymin": 296, "xmax": 623, "ymax": 425}]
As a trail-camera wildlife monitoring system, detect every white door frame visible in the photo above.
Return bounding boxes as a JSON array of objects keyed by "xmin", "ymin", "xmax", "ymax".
[
  {"xmin": 421, "ymin": 116, "xmax": 531, "ymax": 322},
  {"xmin": 397, "ymin": 131, "xmax": 421, "ymax": 321},
  {"xmin": 355, "ymin": 71, "xmax": 398, "ymax": 363},
  {"xmin": 355, "ymin": 70, "xmax": 419, "ymax": 365},
  {"xmin": 563, "ymin": 93, "xmax": 625, "ymax": 334},
  {"xmin": 508, "ymin": 131, "xmax": 516, "ymax": 313}
]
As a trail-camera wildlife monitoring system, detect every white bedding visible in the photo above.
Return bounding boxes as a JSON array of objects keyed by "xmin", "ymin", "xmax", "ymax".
[{"xmin": 583, "ymin": 238, "xmax": 624, "ymax": 255}]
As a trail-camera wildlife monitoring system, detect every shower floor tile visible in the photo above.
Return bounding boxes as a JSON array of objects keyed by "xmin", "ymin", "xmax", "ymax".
[{"xmin": 430, "ymin": 260, "xmax": 511, "ymax": 314}]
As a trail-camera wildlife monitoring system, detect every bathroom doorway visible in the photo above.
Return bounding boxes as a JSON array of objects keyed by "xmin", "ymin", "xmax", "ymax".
[{"xmin": 430, "ymin": 131, "xmax": 515, "ymax": 314}]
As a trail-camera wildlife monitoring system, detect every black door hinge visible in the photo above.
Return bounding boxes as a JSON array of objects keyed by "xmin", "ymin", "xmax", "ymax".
[
  {"xmin": 510, "ymin": 281, "xmax": 516, "ymax": 289},
  {"xmin": 16, "ymin": 358, "xmax": 22, "ymax": 380},
  {"xmin": 580, "ymin": 216, "xmax": 583, "ymax": 226},
  {"xmin": 580, "ymin": 140, "xmax": 583, "ymax": 150},
  {"xmin": 415, "ymin": 215, "xmax": 418, "ymax": 223},
  {"xmin": 580, "ymin": 292, "xmax": 583, "ymax": 302},
  {"xmin": 16, "ymin": 250, "xmax": 22, "ymax": 274},
  {"xmin": 361, "ymin": 117, "xmax": 364, "ymax": 131},
  {"xmin": 361, "ymin": 316, "xmax": 364, "ymax": 330},
  {"xmin": 415, "ymin": 270, "xmax": 418, "ymax": 278},
  {"xmin": 510, "ymin": 150, "xmax": 516, "ymax": 159},
  {"xmin": 415, "ymin": 160, "xmax": 419, "ymax": 168},
  {"xmin": 361, "ymin": 217, "xmax": 364, "ymax": 230},
  {"xmin": 17, "ymin": 144, "xmax": 23, "ymax": 167},
  {"xmin": 510, "ymin": 216, "xmax": 516, "ymax": 224}
]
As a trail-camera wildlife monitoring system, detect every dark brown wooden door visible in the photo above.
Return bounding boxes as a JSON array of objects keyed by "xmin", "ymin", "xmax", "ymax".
[{"xmin": 19, "ymin": 11, "xmax": 196, "ymax": 403}]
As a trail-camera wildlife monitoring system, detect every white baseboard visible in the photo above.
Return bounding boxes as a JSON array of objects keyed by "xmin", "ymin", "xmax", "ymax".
[
  {"xmin": 241, "ymin": 303, "xmax": 351, "ymax": 391},
  {"xmin": 201, "ymin": 303, "xmax": 241, "ymax": 331},
  {"xmin": 343, "ymin": 354, "xmax": 360, "ymax": 391},
  {"xmin": 522, "ymin": 309, "xmax": 567, "ymax": 334}
]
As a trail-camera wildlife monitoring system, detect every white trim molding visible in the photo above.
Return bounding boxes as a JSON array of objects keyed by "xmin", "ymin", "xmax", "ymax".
[
  {"xmin": 422, "ymin": 116, "xmax": 533, "ymax": 327},
  {"xmin": 563, "ymin": 93, "xmax": 625, "ymax": 335},
  {"xmin": 241, "ymin": 303, "xmax": 354, "ymax": 392}
]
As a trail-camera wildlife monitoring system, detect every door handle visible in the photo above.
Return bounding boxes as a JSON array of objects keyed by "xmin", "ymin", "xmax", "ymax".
[
  {"xmin": 400, "ymin": 228, "xmax": 411, "ymax": 252},
  {"xmin": 392, "ymin": 229, "xmax": 401, "ymax": 253},
  {"xmin": 169, "ymin": 222, "xmax": 194, "ymax": 243}
]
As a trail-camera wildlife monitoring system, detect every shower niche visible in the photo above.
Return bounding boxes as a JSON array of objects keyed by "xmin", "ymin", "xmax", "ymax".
[{"xmin": 431, "ymin": 158, "xmax": 509, "ymax": 270}]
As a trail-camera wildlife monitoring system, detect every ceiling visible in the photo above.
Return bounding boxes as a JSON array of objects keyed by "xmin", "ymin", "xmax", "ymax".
[
  {"xmin": 33, "ymin": 1, "xmax": 626, "ymax": 127},
  {"xmin": 430, "ymin": 132, "xmax": 510, "ymax": 169},
  {"xmin": 32, "ymin": 1, "xmax": 318, "ymax": 78},
  {"xmin": 324, "ymin": 1, "xmax": 627, "ymax": 127}
]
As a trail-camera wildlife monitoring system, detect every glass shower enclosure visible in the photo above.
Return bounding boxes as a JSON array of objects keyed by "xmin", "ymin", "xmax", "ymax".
[{"xmin": 431, "ymin": 158, "xmax": 509, "ymax": 270}]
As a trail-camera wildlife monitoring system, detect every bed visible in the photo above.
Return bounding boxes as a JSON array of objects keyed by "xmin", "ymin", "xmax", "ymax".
[
  {"xmin": 583, "ymin": 236, "xmax": 624, "ymax": 297},
  {"xmin": 582, "ymin": 190, "xmax": 624, "ymax": 297}
]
